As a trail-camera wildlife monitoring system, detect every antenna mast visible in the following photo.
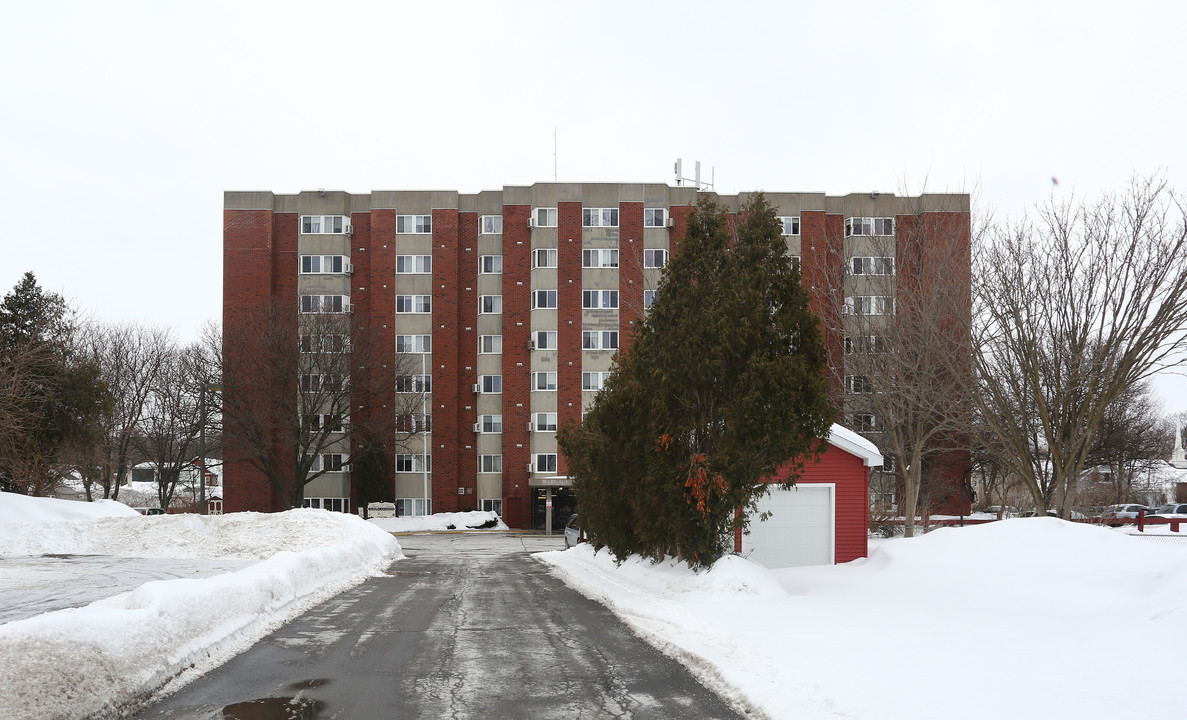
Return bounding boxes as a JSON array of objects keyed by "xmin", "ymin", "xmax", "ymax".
[{"xmin": 673, "ymin": 157, "xmax": 715, "ymax": 191}]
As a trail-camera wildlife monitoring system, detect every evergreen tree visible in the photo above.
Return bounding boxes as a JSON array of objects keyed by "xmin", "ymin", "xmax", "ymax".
[{"xmin": 559, "ymin": 195, "xmax": 833, "ymax": 568}]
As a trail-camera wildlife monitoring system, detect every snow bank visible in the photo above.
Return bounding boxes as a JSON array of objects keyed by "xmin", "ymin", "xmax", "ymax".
[
  {"xmin": 0, "ymin": 493, "xmax": 403, "ymax": 720},
  {"xmin": 368, "ymin": 510, "xmax": 507, "ymax": 533},
  {"xmin": 0, "ymin": 492, "xmax": 137, "ymax": 522},
  {"xmin": 539, "ymin": 518, "xmax": 1187, "ymax": 720}
]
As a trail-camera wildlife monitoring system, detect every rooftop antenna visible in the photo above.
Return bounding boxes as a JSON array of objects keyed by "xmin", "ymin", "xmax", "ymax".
[{"xmin": 674, "ymin": 157, "xmax": 714, "ymax": 191}]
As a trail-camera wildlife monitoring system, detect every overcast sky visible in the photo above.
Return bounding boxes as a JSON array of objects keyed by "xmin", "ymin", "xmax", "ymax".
[{"xmin": 3, "ymin": 0, "xmax": 1186, "ymax": 413}]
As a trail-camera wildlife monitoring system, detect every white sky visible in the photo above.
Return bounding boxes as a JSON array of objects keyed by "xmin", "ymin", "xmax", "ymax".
[{"xmin": 3, "ymin": 0, "xmax": 1186, "ymax": 412}]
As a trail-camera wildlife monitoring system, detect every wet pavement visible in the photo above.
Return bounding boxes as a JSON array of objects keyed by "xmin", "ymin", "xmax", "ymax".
[{"xmin": 133, "ymin": 533, "xmax": 745, "ymax": 719}]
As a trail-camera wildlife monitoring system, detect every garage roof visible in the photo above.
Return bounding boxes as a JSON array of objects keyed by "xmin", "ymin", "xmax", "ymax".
[{"xmin": 827, "ymin": 424, "xmax": 884, "ymax": 467}]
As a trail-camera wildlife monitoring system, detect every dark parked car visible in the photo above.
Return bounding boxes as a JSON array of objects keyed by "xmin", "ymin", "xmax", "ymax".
[{"xmin": 135, "ymin": 507, "xmax": 165, "ymax": 516}]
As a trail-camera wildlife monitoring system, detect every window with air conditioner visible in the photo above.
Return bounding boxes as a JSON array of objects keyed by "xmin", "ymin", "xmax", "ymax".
[
  {"xmin": 478, "ymin": 414, "xmax": 503, "ymax": 433},
  {"xmin": 534, "ymin": 413, "xmax": 558, "ymax": 432},
  {"xmin": 533, "ymin": 331, "xmax": 557, "ymax": 350},
  {"xmin": 534, "ymin": 208, "xmax": 558, "ymax": 227},
  {"xmin": 479, "ymin": 375, "xmax": 502, "ymax": 394},
  {"xmin": 534, "ymin": 454, "xmax": 558, "ymax": 473}
]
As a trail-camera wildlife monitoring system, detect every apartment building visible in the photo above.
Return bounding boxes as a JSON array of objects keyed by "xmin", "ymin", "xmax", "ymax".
[{"xmin": 223, "ymin": 183, "xmax": 971, "ymax": 529}]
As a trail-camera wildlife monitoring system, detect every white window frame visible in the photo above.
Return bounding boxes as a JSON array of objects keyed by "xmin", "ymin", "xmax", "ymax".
[
  {"xmin": 644, "ymin": 208, "xmax": 667, "ymax": 228},
  {"xmin": 395, "ymin": 295, "xmax": 432, "ymax": 313},
  {"xmin": 396, "ymin": 255, "xmax": 432, "ymax": 274},
  {"xmin": 300, "ymin": 215, "xmax": 347, "ymax": 234},
  {"xmin": 845, "ymin": 375, "xmax": 874, "ymax": 394},
  {"xmin": 533, "ymin": 371, "xmax": 558, "ymax": 391},
  {"xmin": 478, "ymin": 454, "xmax": 503, "ymax": 473},
  {"xmin": 480, "ymin": 215, "xmax": 503, "ymax": 235},
  {"xmin": 479, "ymin": 375, "xmax": 502, "ymax": 394},
  {"xmin": 844, "ymin": 296, "xmax": 895, "ymax": 316},
  {"xmin": 478, "ymin": 414, "xmax": 503, "ymax": 434},
  {"xmin": 479, "ymin": 255, "xmax": 503, "ymax": 275},
  {"xmin": 532, "ymin": 290, "xmax": 558, "ymax": 310},
  {"xmin": 778, "ymin": 216, "xmax": 801, "ymax": 236},
  {"xmin": 534, "ymin": 453, "xmax": 558, "ymax": 473},
  {"xmin": 845, "ymin": 216, "xmax": 895, "ymax": 237},
  {"xmin": 479, "ymin": 335, "xmax": 503, "ymax": 354},
  {"xmin": 582, "ymin": 371, "xmax": 611, "ymax": 391},
  {"xmin": 395, "ymin": 498, "xmax": 431, "ymax": 517},
  {"xmin": 299, "ymin": 255, "xmax": 347, "ymax": 274},
  {"xmin": 533, "ymin": 248, "xmax": 558, "ymax": 268},
  {"xmin": 850, "ymin": 413, "xmax": 881, "ymax": 433},
  {"xmin": 534, "ymin": 208, "xmax": 558, "ymax": 227},
  {"xmin": 395, "ymin": 335, "xmax": 432, "ymax": 353},
  {"xmin": 851, "ymin": 257, "xmax": 895, "ymax": 276},
  {"xmin": 395, "ymin": 374, "xmax": 432, "ymax": 393},
  {"xmin": 582, "ymin": 248, "xmax": 620, "ymax": 268},
  {"xmin": 479, "ymin": 295, "xmax": 503, "ymax": 314},
  {"xmin": 582, "ymin": 290, "xmax": 619, "ymax": 309},
  {"xmin": 533, "ymin": 331, "xmax": 557, "ymax": 350},
  {"xmin": 582, "ymin": 208, "xmax": 619, "ymax": 228},
  {"xmin": 845, "ymin": 335, "xmax": 887, "ymax": 355},
  {"xmin": 582, "ymin": 330, "xmax": 619, "ymax": 350},
  {"xmin": 533, "ymin": 412, "xmax": 558, "ymax": 432},
  {"xmin": 299, "ymin": 295, "xmax": 348, "ymax": 314},
  {"xmin": 395, "ymin": 454, "xmax": 432, "ymax": 473},
  {"xmin": 479, "ymin": 498, "xmax": 503, "ymax": 515},
  {"xmin": 397, "ymin": 215, "xmax": 432, "ymax": 234},
  {"xmin": 643, "ymin": 290, "xmax": 657, "ymax": 310},
  {"xmin": 643, "ymin": 249, "xmax": 668, "ymax": 268}
]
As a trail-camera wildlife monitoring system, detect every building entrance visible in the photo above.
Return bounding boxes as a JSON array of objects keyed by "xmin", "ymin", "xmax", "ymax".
[{"xmin": 531, "ymin": 487, "xmax": 576, "ymax": 535}]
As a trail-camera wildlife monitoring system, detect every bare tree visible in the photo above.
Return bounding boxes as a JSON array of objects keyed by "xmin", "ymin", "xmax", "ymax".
[
  {"xmin": 973, "ymin": 177, "xmax": 1187, "ymax": 517},
  {"xmin": 1082, "ymin": 382, "xmax": 1172, "ymax": 506},
  {"xmin": 137, "ymin": 340, "xmax": 207, "ymax": 510},
  {"xmin": 219, "ymin": 302, "xmax": 422, "ymax": 509},
  {"xmin": 822, "ymin": 198, "xmax": 974, "ymax": 536},
  {"xmin": 76, "ymin": 322, "xmax": 171, "ymax": 500}
]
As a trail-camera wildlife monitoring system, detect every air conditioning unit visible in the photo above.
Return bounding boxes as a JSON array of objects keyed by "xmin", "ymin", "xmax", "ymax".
[
  {"xmin": 345, "ymin": 263, "xmax": 354, "ymax": 274},
  {"xmin": 343, "ymin": 303, "xmax": 354, "ymax": 313},
  {"xmin": 526, "ymin": 463, "xmax": 534, "ymax": 473},
  {"xmin": 344, "ymin": 224, "xmax": 354, "ymax": 235},
  {"xmin": 472, "ymin": 383, "xmax": 480, "ymax": 394},
  {"xmin": 666, "ymin": 216, "xmax": 675, "ymax": 228},
  {"xmin": 472, "ymin": 422, "xmax": 481, "ymax": 433},
  {"xmin": 528, "ymin": 339, "xmax": 536, "ymax": 350},
  {"xmin": 528, "ymin": 217, "xmax": 537, "ymax": 228},
  {"xmin": 527, "ymin": 421, "xmax": 534, "ymax": 432}
]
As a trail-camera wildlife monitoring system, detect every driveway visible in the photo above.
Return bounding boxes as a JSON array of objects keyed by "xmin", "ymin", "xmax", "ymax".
[{"xmin": 134, "ymin": 532, "xmax": 744, "ymax": 719}]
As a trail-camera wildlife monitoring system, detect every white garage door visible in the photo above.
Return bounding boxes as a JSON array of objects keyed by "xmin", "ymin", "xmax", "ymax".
[{"xmin": 743, "ymin": 484, "xmax": 834, "ymax": 568}]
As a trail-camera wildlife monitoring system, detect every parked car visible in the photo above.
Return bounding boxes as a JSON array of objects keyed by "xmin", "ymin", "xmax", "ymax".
[
  {"xmin": 135, "ymin": 507, "xmax": 165, "ymax": 516},
  {"xmin": 564, "ymin": 514, "xmax": 584, "ymax": 548},
  {"xmin": 1101, "ymin": 504, "xmax": 1151, "ymax": 526},
  {"xmin": 1146, "ymin": 503, "xmax": 1187, "ymax": 519},
  {"xmin": 1020, "ymin": 509, "xmax": 1087, "ymax": 520},
  {"xmin": 982, "ymin": 505, "xmax": 1018, "ymax": 517}
]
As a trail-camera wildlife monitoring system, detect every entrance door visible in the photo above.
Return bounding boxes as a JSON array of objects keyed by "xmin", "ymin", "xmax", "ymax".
[{"xmin": 532, "ymin": 487, "xmax": 576, "ymax": 532}]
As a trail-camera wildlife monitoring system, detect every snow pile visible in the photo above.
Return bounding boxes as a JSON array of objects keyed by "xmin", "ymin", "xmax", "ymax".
[
  {"xmin": 0, "ymin": 493, "xmax": 402, "ymax": 720},
  {"xmin": 368, "ymin": 510, "xmax": 507, "ymax": 533},
  {"xmin": 0, "ymin": 491, "xmax": 137, "ymax": 522},
  {"xmin": 539, "ymin": 518, "xmax": 1187, "ymax": 720}
]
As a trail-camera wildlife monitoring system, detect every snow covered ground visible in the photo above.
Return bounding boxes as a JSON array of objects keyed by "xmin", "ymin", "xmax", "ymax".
[
  {"xmin": 0, "ymin": 492, "xmax": 402, "ymax": 720},
  {"xmin": 539, "ymin": 518, "xmax": 1187, "ymax": 720},
  {"xmin": 367, "ymin": 509, "xmax": 508, "ymax": 534}
]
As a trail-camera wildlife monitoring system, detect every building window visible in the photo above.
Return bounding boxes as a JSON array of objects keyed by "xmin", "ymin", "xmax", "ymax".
[
  {"xmin": 300, "ymin": 374, "xmax": 347, "ymax": 393},
  {"xmin": 304, "ymin": 497, "xmax": 350, "ymax": 513},
  {"xmin": 305, "ymin": 413, "xmax": 347, "ymax": 432},
  {"xmin": 532, "ymin": 290, "xmax": 558, "ymax": 310},
  {"xmin": 479, "ymin": 335, "xmax": 502, "ymax": 354},
  {"xmin": 582, "ymin": 208, "xmax": 619, "ymax": 227},
  {"xmin": 395, "ymin": 454, "xmax": 431, "ymax": 472},
  {"xmin": 479, "ymin": 295, "xmax": 503, "ymax": 314},
  {"xmin": 534, "ymin": 454, "xmax": 558, "ymax": 473},
  {"xmin": 397, "ymin": 414, "xmax": 432, "ymax": 433},
  {"xmin": 299, "ymin": 255, "xmax": 347, "ymax": 274},
  {"xmin": 479, "ymin": 498, "xmax": 502, "ymax": 515},
  {"xmin": 395, "ymin": 498, "xmax": 431, "ymax": 516},
  {"xmin": 479, "ymin": 375, "xmax": 502, "ymax": 394},
  {"xmin": 479, "ymin": 255, "xmax": 503, "ymax": 274},
  {"xmin": 533, "ymin": 371, "xmax": 557, "ymax": 391},
  {"xmin": 299, "ymin": 334, "xmax": 349, "ymax": 353},
  {"xmin": 396, "ymin": 255, "xmax": 432, "ymax": 273},
  {"xmin": 845, "ymin": 217, "xmax": 895, "ymax": 237},
  {"xmin": 480, "ymin": 215, "xmax": 503, "ymax": 235},
  {"xmin": 790, "ymin": 256, "xmax": 801, "ymax": 272},
  {"xmin": 533, "ymin": 331, "xmax": 557, "ymax": 350},
  {"xmin": 478, "ymin": 455, "xmax": 503, "ymax": 473},
  {"xmin": 777, "ymin": 216, "xmax": 801, "ymax": 236},
  {"xmin": 534, "ymin": 207, "xmax": 558, "ymax": 227},
  {"xmin": 533, "ymin": 248, "xmax": 557, "ymax": 268},
  {"xmin": 582, "ymin": 331, "xmax": 619, "ymax": 350},
  {"xmin": 582, "ymin": 290, "xmax": 619, "ymax": 309},
  {"xmin": 533, "ymin": 412, "xmax": 558, "ymax": 432},
  {"xmin": 643, "ymin": 249, "xmax": 668, "ymax": 268},
  {"xmin": 845, "ymin": 335, "xmax": 888, "ymax": 354},
  {"xmin": 299, "ymin": 295, "xmax": 348, "ymax": 314},
  {"xmin": 851, "ymin": 257, "xmax": 895, "ymax": 275},
  {"xmin": 850, "ymin": 413, "xmax": 881, "ymax": 433},
  {"xmin": 308, "ymin": 453, "xmax": 347, "ymax": 473},
  {"xmin": 396, "ymin": 295, "xmax": 432, "ymax": 313},
  {"xmin": 643, "ymin": 290, "xmax": 657, "ymax": 310},
  {"xmin": 644, "ymin": 208, "xmax": 667, "ymax": 227},
  {"xmin": 478, "ymin": 414, "xmax": 503, "ymax": 433},
  {"xmin": 845, "ymin": 375, "xmax": 874, "ymax": 394},
  {"xmin": 300, "ymin": 215, "xmax": 347, "ymax": 234},
  {"xmin": 843, "ymin": 296, "xmax": 894, "ymax": 316},
  {"xmin": 582, "ymin": 372, "xmax": 611, "ymax": 391},
  {"xmin": 582, "ymin": 249, "xmax": 619, "ymax": 268},
  {"xmin": 395, "ymin": 374, "xmax": 431, "ymax": 393},
  {"xmin": 397, "ymin": 215, "xmax": 432, "ymax": 234},
  {"xmin": 395, "ymin": 335, "xmax": 432, "ymax": 353}
]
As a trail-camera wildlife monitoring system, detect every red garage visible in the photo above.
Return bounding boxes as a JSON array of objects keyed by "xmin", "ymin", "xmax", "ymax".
[{"xmin": 736, "ymin": 424, "xmax": 882, "ymax": 568}]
